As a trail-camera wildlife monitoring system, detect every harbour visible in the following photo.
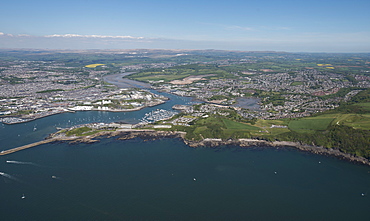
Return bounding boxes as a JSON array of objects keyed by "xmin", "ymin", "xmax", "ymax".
[{"xmin": 1, "ymin": 73, "xmax": 370, "ymax": 220}]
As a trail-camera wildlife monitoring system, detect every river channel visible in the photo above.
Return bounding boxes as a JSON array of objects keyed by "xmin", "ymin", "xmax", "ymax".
[
  {"xmin": 0, "ymin": 73, "xmax": 197, "ymax": 151},
  {"xmin": 103, "ymin": 72, "xmax": 151, "ymax": 88}
]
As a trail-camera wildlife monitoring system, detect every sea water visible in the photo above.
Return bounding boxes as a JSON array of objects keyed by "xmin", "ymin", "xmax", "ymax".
[{"xmin": 1, "ymin": 138, "xmax": 370, "ymax": 220}]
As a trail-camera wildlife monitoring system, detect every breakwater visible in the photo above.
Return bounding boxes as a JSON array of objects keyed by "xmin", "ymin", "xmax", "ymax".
[
  {"xmin": 0, "ymin": 137, "xmax": 76, "ymax": 156},
  {"xmin": 2, "ymin": 129, "xmax": 369, "ymax": 167}
]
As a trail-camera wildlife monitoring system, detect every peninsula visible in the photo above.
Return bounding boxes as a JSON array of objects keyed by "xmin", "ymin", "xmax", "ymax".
[{"xmin": 1, "ymin": 122, "xmax": 369, "ymax": 166}]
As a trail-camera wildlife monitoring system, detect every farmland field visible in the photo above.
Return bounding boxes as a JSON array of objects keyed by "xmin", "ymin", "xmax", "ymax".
[
  {"xmin": 85, "ymin": 63, "xmax": 105, "ymax": 68},
  {"xmin": 335, "ymin": 114, "xmax": 370, "ymax": 130},
  {"xmin": 288, "ymin": 116, "xmax": 335, "ymax": 133},
  {"xmin": 221, "ymin": 118, "xmax": 259, "ymax": 131},
  {"xmin": 354, "ymin": 102, "xmax": 370, "ymax": 111}
]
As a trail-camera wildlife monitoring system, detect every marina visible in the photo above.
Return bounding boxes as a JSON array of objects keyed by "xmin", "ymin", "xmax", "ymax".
[{"xmin": 140, "ymin": 109, "xmax": 178, "ymax": 124}]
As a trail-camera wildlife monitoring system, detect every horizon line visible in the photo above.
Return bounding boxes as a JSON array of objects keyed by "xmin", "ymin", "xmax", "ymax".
[{"xmin": 0, "ymin": 48, "xmax": 369, "ymax": 54}]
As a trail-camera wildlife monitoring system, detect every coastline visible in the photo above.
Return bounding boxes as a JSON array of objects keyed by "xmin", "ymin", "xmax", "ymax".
[
  {"xmin": 2, "ymin": 129, "xmax": 369, "ymax": 167},
  {"xmin": 0, "ymin": 109, "xmax": 75, "ymax": 125},
  {"xmin": 0, "ymin": 100, "xmax": 166, "ymax": 125},
  {"xmin": 0, "ymin": 71, "xmax": 166, "ymax": 125},
  {"xmin": 1, "ymin": 71, "xmax": 368, "ymax": 166},
  {"xmin": 183, "ymin": 138, "xmax": 370, "ymax": 166}
]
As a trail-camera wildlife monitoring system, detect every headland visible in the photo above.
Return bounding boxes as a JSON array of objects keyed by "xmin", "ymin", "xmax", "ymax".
[{"xmin": 1, "ymin": 127, "xmax": 369, "ymax": 167}]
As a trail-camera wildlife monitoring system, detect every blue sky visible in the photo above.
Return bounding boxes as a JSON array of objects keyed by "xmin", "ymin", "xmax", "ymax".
[{"xmin": 0, "ymin": 0, "xmax": 369, "ymax": 52}]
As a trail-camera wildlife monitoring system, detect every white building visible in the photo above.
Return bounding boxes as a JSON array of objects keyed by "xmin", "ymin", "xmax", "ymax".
[{"xmin": 69, "ymin": 106, "xmax": 93, "ymax": 111}]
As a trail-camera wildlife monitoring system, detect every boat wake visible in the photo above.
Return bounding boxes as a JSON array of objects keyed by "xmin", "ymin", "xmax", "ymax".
[
  {"xmin": 6, "ymin": 160, "xmax": 39, "ymax": 166},
  {"xmin": 0, "ymin": 171, "xmax": 22, "ymax": 182}
]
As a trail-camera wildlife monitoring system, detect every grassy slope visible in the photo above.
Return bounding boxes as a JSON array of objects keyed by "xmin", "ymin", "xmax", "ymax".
[
  {"xmin": 288, "ymin": 116, "xmax": 336, "ymax": 133},
  {"xmin": 274, "ymin": 100, "xmax": 370, "ymax": 158},
  {"xmin": 181, "ymin": 115, "xmax": 260, "ymax": 140},
  {"xmin": 174, "ymin": 100, "xmax": 370, "ymax": 158},
  {"xmin": 128, "ymin": 65, "xmax": 235, "ymax": 82}
]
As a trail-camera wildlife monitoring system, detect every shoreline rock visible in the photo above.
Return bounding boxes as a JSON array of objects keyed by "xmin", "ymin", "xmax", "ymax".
[
  {"xmin": 62, "ymin": 130, "xmax": 370, "ymax": 167},
  {"xmin": 4, "ymin": 129, "xmax": 370, "ymax": 167},
  {"xmin": 183, "ymin": 137, "xmax": 370, "ymax": 166}
]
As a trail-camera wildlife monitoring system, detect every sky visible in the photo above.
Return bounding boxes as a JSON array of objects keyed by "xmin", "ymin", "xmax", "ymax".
[{"xmin": 0, "ymin": 0, "xmax": 369, "ymax": 52}]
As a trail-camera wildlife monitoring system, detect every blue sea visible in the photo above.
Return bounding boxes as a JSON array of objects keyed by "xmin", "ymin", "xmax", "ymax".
[{"xmin": 1, "ymin": 137, "xmax": 370, "ymax": 220}]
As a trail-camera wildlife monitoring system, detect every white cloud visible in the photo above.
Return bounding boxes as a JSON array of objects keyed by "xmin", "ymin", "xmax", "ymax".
[
  {"xmin": 17, "ymin": 34, "xmax": 31, "ymax": 37},
  {"xmin": 226, "ymin": 25, "xmax": 254, "ymax": 31},
  {"xmin": 44, "ymin": 34, "xmax": 144, "ymax": 39},
  {"xmin": 0, "ymin": 31, "xmax": 368, "ymax": 52},
  {"xmin": 0, "ymin": 33, "xmax": 13, "ymax": 37},
  {"xmin": 0, "ymin": 32, "xmax": 31, "ymax": 37}
]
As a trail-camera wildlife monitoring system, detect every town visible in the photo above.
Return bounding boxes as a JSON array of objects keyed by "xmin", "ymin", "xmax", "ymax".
[
  {"xmin": 0, "ymin": 58, "xmax": 168, "ymax": 124},
  {"xmin": 1, "ymin": 50, "xmax": 370, "ymax": 122},
  {"xmin": 152, "ymin": 69, "xmax": 364, "ymax": 119}
]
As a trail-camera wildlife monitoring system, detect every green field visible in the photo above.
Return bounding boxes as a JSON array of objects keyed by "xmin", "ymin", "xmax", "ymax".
[
  {"xmin": 344, "ymin": 115, "xmax": 370, "ymax": 130},
  {"xmin": 288, "ymin": 116, "xmax": 335, "ymax": 133},
  {"xmin": 182, "ymin": 116, "xmax": 260, "ymax": 140},
  {"xmin": 66, "ymin": 127, "xmax": 92, "ymax": 136},
  {"xmin": 288, "ymin": 109, "xmax": 370, "ymax": 133},
  {"xmin": 221, "ymin": 118, "xmax": 259, "ymax": 130},
  {"xmin": 333, "ymin": 113, "xmax": 370, "ymax": 130},
  {"xmin": 252, "ymin": 119, "xmax": 290, "ymax": 136},
  {"xmin": 290, "ymin": 81, "xmax": 303, "ymax": 86},
  {"xmin": 354, "ymin": 102, "xmax": 370, "ymax": 111},
  {"xmin": 132, "ymin": 73, "xmax": 191, "ymax": 82},
  {"xmin": 128, "ymin": 65, "xmax": 236, "ymax": 82}
]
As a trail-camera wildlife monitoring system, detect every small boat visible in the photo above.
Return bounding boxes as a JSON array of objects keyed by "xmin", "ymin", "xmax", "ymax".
[{"xmin": 21, "ymin": 194, "xmax": 25, "ymax": 199}]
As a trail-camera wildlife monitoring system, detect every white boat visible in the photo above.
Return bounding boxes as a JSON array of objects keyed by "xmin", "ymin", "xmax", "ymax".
[{"xmin": 21, "ymin": 194, "xmax": 25, "ymax": 199}]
